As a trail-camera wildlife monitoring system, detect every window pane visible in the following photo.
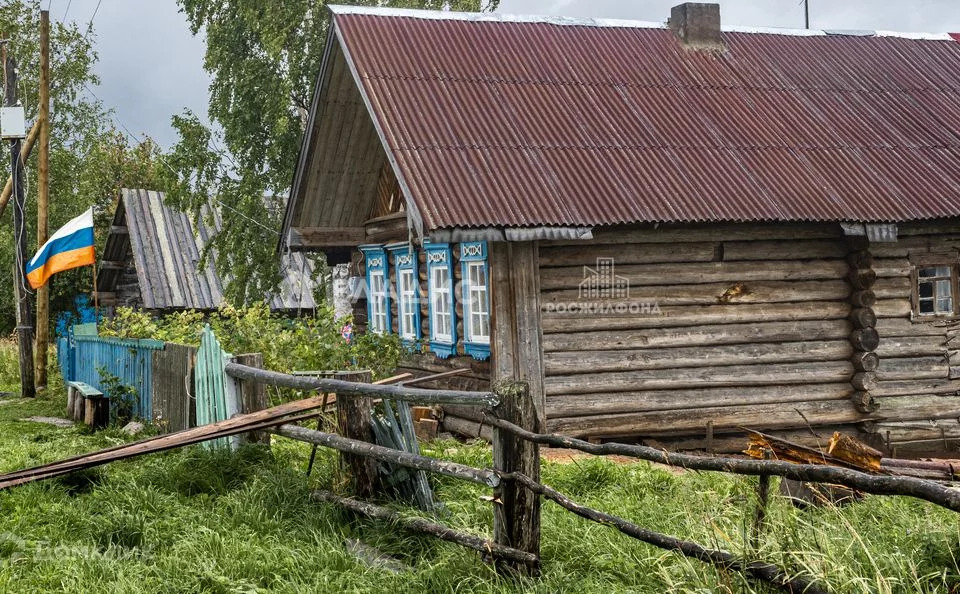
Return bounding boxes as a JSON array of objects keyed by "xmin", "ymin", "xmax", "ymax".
[
  {"xmin": 919, "ymin": 267, "xmax": 938, "ymax": 278},
  {"xmin": 919, "ymin": 281, "xmax": 933, "ymax": 298},
  {"xmin": 938, "ymin": 297, "xmax": 953, "ymax": 313},
  {"xmin": 937, "ymin": 266, "xmax": 952, "ymax": 277},
  {"xmin": 937, "ymin": 279, "xmax": 951, "ymax": 298},
  {"xmin": 919, "ymin": 298, "xmax": 935, "ymax": 314}
]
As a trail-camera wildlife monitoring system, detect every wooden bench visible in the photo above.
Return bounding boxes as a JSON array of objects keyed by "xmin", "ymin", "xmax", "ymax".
[{"xmin": 66, "ymin": 381, "xmax": 109, "ymax": 429}]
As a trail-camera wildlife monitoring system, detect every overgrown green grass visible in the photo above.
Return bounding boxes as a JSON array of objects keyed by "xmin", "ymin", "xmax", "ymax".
[{"xmin": 0, "ymin": 342, "xmax": 956, "ymax": 592}]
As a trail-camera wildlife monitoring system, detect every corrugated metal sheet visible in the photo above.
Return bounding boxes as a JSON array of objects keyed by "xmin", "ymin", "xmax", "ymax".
[
  {"xmin": 104, "ymin": 189, "xmax": 318, "ymax": 311},
  {"xmin": 327, "ymin": 8, "xmax": 960, "ymax": 229}
]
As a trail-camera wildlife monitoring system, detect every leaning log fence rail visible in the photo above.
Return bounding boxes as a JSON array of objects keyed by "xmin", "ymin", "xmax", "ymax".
[{"xmin": 217, "ymin": 363, "xmax": 960, "ymax": 593}]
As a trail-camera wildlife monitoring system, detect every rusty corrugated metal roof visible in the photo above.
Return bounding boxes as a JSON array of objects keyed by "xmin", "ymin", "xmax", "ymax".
[
  {"xmin": 329, "ymin": 7, "xmax": 960, "ymax": 230},
  {"xmin": 101, "ymin": 189, "xmax": 319, "ymax": 312}
]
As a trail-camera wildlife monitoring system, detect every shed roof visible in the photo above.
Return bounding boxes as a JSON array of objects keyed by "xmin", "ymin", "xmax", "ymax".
[
  {"xmin": 284, "ymin": 6, "xmax": 960, "ymax": 241},
  {"xmin": 102, "ymin": 189, "xmax": 318, "ymax": 312}
]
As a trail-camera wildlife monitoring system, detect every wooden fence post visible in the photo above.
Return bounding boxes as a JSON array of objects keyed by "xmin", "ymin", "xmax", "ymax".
[
  {"xmin": 336, "ymin": 370, "xmax": 379, "ymax": 498},
  {"xmin": 234, "ymin": 353, "xmax": 269, "ymax": 445},
  {"xmin": 493, "ymin": 379, "xmax": 541, "ymax": 576}
]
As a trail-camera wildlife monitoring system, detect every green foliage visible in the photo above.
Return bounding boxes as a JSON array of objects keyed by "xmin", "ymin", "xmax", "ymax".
[
  {"xmin": 95, "ymin": 367, "xmax": 138, "ymax": 426},
  {"xmin": 165, "ymin": 0, "xmax": 498, "ymax": 304},
  {"xmin": 98, "ymin": 304, "xmax": 404, "ymax": 379},
  {"xmin": 0, "ymin": 339, "xmax": 18, "ymax": 393},
  {"xmin": 0, "ymin": 1, "xmax": 165, "ymax": 335}
]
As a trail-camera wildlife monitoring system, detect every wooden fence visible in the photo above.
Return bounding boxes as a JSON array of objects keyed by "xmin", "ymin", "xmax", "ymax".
[{"xmin": 217, "ymin": 361, "xmax": 960, "ymax": 594}]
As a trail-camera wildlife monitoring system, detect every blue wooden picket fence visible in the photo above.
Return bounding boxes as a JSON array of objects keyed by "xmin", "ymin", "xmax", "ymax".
[{"xmin": 56, "ymin": 325, "xmax": 165, "ymax": 419}]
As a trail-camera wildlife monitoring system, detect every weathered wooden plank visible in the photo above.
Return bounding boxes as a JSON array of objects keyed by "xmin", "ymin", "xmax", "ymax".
[
  {"xmin": 544, "ymin": 361, "xmax": 854, "ymax": 396},
  {"xmin": 540, "ymin": 259, "xmax": 849, "ymax": 290},
  {"xmin": 541, "ymin": 302, "xmax": 851, "ymax": 332},
  {"xmin": 289, "ymin": 226, "xmax": 367, "ymax": 248},
  {"xmin": 872, "ymin": 379, "xmax": 960, "ymax": 397},
  {"xmin": 545, "ymin": 394, "xmax": 960, "ymax": 438},
  {"xmin": 541, "ymin": 280, "xmax": 851, "ymax": 307},
  {"xmin": 545, "ymin": 384, "xmax": 853, "ymax": 417},
  {"xmin": 544, "ymin": 340, "xmax": 852, "ymax": 375},
  {"xmin": 543, "ymin": 319, "xmax": 852, "ymax": 351}
]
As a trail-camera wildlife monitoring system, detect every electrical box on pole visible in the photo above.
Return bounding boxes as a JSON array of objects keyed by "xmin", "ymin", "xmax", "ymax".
[{"xmin": 0, "ymin": 106, "xmax": 26, "ymax": 139}]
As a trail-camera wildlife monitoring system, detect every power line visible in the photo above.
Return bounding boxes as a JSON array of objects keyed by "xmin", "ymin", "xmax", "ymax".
[
  {"xmin": 61, "ymin": 0, "xmax": 72, "ymax": 24},
  {"xmin": 83, "ymin": 0, "xmax": 102, "ymax": 39}
]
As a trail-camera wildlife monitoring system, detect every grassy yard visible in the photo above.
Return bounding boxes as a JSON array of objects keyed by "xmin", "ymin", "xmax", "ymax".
[{"xmin": 0, "ymin": 342, "xmax": 956, "ymax": 593}]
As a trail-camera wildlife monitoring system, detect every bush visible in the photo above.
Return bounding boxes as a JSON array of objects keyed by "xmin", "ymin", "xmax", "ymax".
[
  {"xmin": 99, "ymin": 304, "xmax": 404, "ymax": 379},
  {"xmin": 0, "ymin": 339, "xmax": 17, "ymax": 392}
]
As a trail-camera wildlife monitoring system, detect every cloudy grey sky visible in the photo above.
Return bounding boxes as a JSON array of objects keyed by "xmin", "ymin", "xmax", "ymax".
[{"xmin": 56, "ymin": 0, "xmax": 960, "ymax": 149}]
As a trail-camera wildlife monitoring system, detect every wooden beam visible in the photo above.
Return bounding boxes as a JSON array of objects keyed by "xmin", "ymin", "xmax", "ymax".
[
  {"xmin": 289, "ymin": 226, "xmax": 366, "ymax": 248},
  {"xmin": 490, "ymin": 241, "xmax": 544, "ymax": 576},
  {"xmin": 109, "ymin": 225, "xmax": 129, "ymax": 235}
]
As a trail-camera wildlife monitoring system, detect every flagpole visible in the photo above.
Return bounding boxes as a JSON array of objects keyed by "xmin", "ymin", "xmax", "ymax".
[{"xmin": 92, "ymin": 262, "xmax": 99, "ymax": 312}]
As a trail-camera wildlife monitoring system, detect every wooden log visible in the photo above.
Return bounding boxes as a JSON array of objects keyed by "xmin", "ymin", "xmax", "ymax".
[
  {"xmin": 872, "ymin": 277, "xmax": 912, "ymax": 300},
  {"xmin": 851, "ymin": 391, "xmax": 879, "ymax": 413},
  {"xmin": 544, "ymin": 340, "xmax": 853, "ymax": 375},
  {"xmin": 545, "ymin": 384, "xmax": 853, "ymax": 417},
  {"xmin": 273, "ymin": 424, "xmax": 499, "ymax": 487},
  {"xmin": 541, "ymin": 222, "xmax": 841, "ymax": 246},
  {"xmin": 827, "ymin": 432, "xmax": 882, "ymax": 472},
  {"xmin": 875, "ymin": 336, "xmax": 946, "ymax": 358},
  {"xmin": 72, "ymin": 391, "xmax": 84, "ymax": 421},
  {"xmin": 873, "ymin": 258, "xmax": 911, "ymax": 278},
  {"xmin": 492, "ymin": 380, "xmax": 541, "ymax": 576},
  {"xmin": 849, "ymin": 290, "xmax": 877, "ymax": 308},
  {"xmin": 875, "ymin": 357, "xmax": 949, "ymax": 381},
  {"xmin": 311, "ymin": 490, "xmax": 539, "ymax": 568},
  {"xmin": 223, "ymin": 362, "xmax": 497, "ymax": 407},
  {"xmin": 502, "ymin": 472, "xmax": 826, "ymax": 594},
  {"xmin": 441, "ymin": 415, "xmax": 493, "ymax": 442},
  {"xmin": 876, "ymin": 318, "xmax": 947, "ymax": 338},
  {"xmin": 862, "ymin": 419, "xmax": 960, "ymax": 442},
  {"xmin": 851, "ymin": 372, "xmax": 878, "ymax": 392},
  {"xmin": 849, "ymin": 307, "xmax": 877, "ymax": 329},
  {"xmin": 544, "ymin": 361, "xmax": 854, "ymax": 396},
  {"xmin": 541, "ymin": 280, "xmax": 851, "ymax": 307},
  {"xmin": 847, "ymin": 250, "xmax": 874, "ymax": 270},
  {"xmin": 538, "ymin": 242, "xmax": 717, "ymax": 267},
  {"xmin": 543, "ymin": 320, "xmax": 852, "ymax": 352},
  {"xmin": 83, "ymin": 396, "xmax": 109, "ymax": 430},
  {"xmin": 545, "ymin": 397, "xmax": 872, "ymax": 438},
  {"xmin": 335, "ymin": 368, "xmax": 379, "ymax": 499},
  {"xmin": 872, "ymin": 379, "xmax": 960, "ymax": 397},
  {"xmin": 722, "ymin": 239, "xmax": 846, "ymax": 261},
  {"xmin": 647, "ymin": 426, "xmax": 864, "ymax": 454},
  {"xmin": 539, "ymin": 259, "xmax": 850, "ymax": 290},
  {"xmin": 848, "ymin": 268, "xmax": 877, "ymax": 290},
  {"xmin": 873, "ymin": 299, "xmax": 912, "ymax": 318},
  {"xmin": 542, "ymin": 302, "xmax": 851, "ymax": 333},
  {"xmin": 851, "ymin": 351, "xmax": 880, "ymax": 372},
  {"xmin": 850, "ymin": 328, "xmax": 880, "ymax": 351},
  {"xmin": 66, "ymin": 388, "xmax": 77, "ymax": 421},
  {"xmin": 481, "ymin": 414, "xmax": 960, "ymax": 513},
  {"xmin": 234, "ymin": 353, "xmax": 270, "ymax": 445}
]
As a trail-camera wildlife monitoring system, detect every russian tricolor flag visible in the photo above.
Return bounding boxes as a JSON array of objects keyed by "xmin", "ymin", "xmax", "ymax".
[{"xmin": 26, "ymin": 207, "xmax": 95, "ymax": 289}]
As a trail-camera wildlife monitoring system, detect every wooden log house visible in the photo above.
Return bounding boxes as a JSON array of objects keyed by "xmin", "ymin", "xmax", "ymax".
[{"xmin": 280, "ymin": 3, "xmax": 960, "ymax": 455}]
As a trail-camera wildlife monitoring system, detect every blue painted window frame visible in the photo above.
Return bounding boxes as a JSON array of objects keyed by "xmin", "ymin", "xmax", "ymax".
[
  {"xmin": 425, "ymin": 242, "xmax": 456, "ymax": 358},
  {"xmin": 387, "ymin": 243, "xmax": 421, "ymax": 346},
  {"xmin": 359, "ymin": 245, "xmax": 390, "ymax": 334},
  {"xmin": 460, "ymin": 241, "xmax": 491, "ymax": 361}
]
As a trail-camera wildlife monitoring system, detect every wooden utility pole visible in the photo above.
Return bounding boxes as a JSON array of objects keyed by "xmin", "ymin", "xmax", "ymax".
[
  {"xmin": 5, "ymin": 51, "xmax": 36, "ymax": 398},
  {"xmin": 35, "ymin": 10, "xmax": 50, "ymax": 389}
]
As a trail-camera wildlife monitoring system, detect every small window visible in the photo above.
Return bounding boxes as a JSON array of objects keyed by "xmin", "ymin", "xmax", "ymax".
[
  {"xmin": 460, "ymin": 241, "xmax": 490, "ymax": 360},
  {"xmin": 916, "ymin": 265, "xmax": 957, "ymax": 316},
  {"xmin": 387, "ymin": 243, "xmax": 421, "ymax": 345},
  {"xmin": 360, "ymin": 246, "xmax": 390, "ymax": 334},
  {"xmin": 425, "ymin": 243, "xmax": 456, "ymax": 358}
]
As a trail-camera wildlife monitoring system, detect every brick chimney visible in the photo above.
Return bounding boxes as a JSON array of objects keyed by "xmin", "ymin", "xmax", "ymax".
[{"xmin": 669, "ymin": 3, "xmax": 724, "ymax": 49}]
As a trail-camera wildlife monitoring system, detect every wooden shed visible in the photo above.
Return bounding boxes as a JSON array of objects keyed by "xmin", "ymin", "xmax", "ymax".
[
  {"xmin": 100, "ymin": 188, "xmax": 319, "ymax": 314},
  {"xmin": 280, "ymin": 4, "xmax": 960, "ymax": 455}
]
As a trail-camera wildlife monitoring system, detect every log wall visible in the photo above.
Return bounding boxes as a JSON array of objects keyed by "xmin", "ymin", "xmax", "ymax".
[{"xmin": 538, "ymin": 222, "xmax": 960, "ymax": 455}]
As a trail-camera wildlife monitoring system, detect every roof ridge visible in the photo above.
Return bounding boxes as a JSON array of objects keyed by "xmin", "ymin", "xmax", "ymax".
[{"xmin": 327, "ymin": 5, "xmax": 958, "ymax": 42}]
